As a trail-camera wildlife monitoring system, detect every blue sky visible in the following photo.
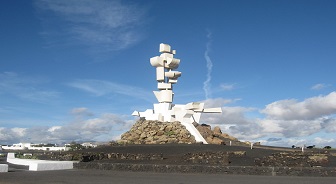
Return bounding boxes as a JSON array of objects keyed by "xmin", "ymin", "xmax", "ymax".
[{"xmin": 1, "ymin": 0, "xmax": 336, "ymax": 147}]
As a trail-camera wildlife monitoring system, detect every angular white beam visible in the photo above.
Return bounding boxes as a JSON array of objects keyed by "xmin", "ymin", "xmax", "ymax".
[
  {"xmin": 131, "ymin": 111, "xmax": 140, "ymax": 116},
  {"xmin": 203, "ymin": 108, "xmax": 222, "ymax": 113},
  {"xmin": 180, "ymin": 122, "xmax": 208, "ymax": 144}
]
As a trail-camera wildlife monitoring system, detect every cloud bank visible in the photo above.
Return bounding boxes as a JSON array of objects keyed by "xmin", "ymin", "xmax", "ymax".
[
  {"xmin": 2, "ymin": 72, "xmax": 335, "ymax": 147},
  {"xmin": 200, "ymin": 91, "xmax": 336, "ymax": 147},
  {"xmin": 2, "ymin": 92, "xmax": 336, "ymax": 147},
  {"xmin": 0, "ymin": 108, "xmax": 133, "ymax": 144},
  {"xmin": 261, "ymin": 92, "xmax": 336, "ymax": 120}
]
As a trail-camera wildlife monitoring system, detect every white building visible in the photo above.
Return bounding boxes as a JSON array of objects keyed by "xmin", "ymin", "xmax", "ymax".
[{"xmin": 81, "ymin": 142, "xmax": 97, "ymax": 148}]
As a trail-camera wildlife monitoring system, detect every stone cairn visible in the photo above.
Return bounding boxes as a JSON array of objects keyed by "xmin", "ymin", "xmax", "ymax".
[
  {"xmin": 118, "ymin": 119, "xmax": 240, "ymax": 145},
  {"xmin": 119, "ymin": 119, "xmax": 196, "ymax": 144}
]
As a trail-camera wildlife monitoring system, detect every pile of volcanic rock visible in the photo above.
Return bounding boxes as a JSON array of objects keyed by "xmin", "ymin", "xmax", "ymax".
[
  {"xmin": 119, "ymin": 119, "xmax": 196, "ymax": 144},
  {"xmin": 118, "ymin": 119, "xmax": 240, "ymax": 145},
  {"xmin": 194, "ymin": 122, "xmax": 239, "ymax": 145}
]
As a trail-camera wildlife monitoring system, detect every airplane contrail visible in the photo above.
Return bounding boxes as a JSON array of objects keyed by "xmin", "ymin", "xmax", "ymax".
[{"xmin": 203, "ymin": 30, "xmax": 213, "ymax": 99}]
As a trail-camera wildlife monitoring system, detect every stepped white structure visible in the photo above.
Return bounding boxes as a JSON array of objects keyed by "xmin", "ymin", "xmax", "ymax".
[
  {"xmin": 132, "ymin": 43, "xmax": 221, "ymax": 144},
  {"xmin": 7, "ymin": 153, "xmax": 75, "ymax": 171}
]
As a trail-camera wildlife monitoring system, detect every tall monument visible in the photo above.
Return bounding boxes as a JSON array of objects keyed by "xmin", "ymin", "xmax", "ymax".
[{"xmin": 132, "ymin": 43, "xmax": 222, "ymax": 144}]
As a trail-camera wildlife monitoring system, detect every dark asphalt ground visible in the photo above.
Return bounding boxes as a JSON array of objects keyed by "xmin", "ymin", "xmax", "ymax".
[
  {"xmin": 1, "ymin": 145, "xmax": 336, "ymax": 183},
  {"xmin": 0, "ymin": 169, "xmax": 335, "ymax": 184},
  {"xmin": 2, "ymin": 156, "xmax": 335, "ymax": 184}
]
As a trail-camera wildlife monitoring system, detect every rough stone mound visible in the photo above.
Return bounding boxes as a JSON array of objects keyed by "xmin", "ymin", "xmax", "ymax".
[
  {"xmin": 118, "ymin": 119, "xmax": 196, "ymax": 144},
  {"xmin": 118, "ymin": 119, "xmax": 242, "ymax": 145},
  {"xmin": 193, "ymin": 123, "xmax": 241, "ymax": 145}
]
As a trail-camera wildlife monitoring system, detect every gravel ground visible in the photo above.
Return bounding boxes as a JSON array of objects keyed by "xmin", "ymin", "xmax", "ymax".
[{"xmin": 73, "ymin": 144, "xmax": 282, "ymax": 166}]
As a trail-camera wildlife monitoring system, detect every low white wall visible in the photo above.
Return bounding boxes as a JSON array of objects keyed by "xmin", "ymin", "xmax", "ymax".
[
  {"xmin": 29, "ymin": 161, "xmax": 74, "ymax": 171},
  {"xmin": 6, "ymin": 153, "xmax": 75, "ymax": 171}
]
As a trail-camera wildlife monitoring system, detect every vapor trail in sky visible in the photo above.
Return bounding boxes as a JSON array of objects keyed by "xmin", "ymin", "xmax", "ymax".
[{"xmin": 203, "ymin": 30, "xmax": 213, "ymax": 99}]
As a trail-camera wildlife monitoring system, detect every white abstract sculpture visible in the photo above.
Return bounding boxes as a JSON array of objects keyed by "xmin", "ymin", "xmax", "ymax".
[{"xmin": 132, "ymin": 43, "xmax": 222, "ymax": 144}]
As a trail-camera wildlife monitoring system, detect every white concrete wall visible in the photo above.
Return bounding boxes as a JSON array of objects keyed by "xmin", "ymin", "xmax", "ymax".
[
  {"xmin": 6, "ymin": 153, "xmax": 75, "ymax": 171},
  {"xmin": 29, "ymin": 161, "xmax": 74, "ymax": 171},
  {"xmin": 0, "ymin": 164, "xmax": 8, "ymax": 172}
]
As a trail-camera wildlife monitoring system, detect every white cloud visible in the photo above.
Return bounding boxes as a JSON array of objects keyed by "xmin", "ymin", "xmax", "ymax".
[
  {"xmin": 71, "ymin": 107, "xmax": 94, "ymax": 117},
  {"xmin": 259, "ymin": 119, "xmax": 284, "ymax": 133},
  {"xmin": 0, "ymin": 108, "xmax": 133, "ymax": 144},
  {"xmin": 198, "ymin": 94, "xmax": 336, "ymax": 146},
  {"xmin": 313, "ymin": 137, "xmax": 335, "ymax": 146},
  {"xmin": 228, "ymin": 123, "xmax": 265, "ymax": 140},
  {"xmin": 321, "ymin": 118, "xmax": 336, "ymax": 133},
  {"xmin": 311, "ymin": 83, "xmax": 329, "ymax": 90},
  {"xmin": 48, "ymin": 126, "xmax": 61, "ymax": 132},
  {"xmin": 2, "ymin": 91, "xmax": 336, "ymax": 147},
  {"xmin": 200, "ymin": 98, "xmax": 254, "ymax": 126},
  {"xmin": 260, "ymin": 119, "xmax": 322, "ymax": 138},
  {"xmin": 220, "ymin": 83, "xmax": 236, "ymax": 91},
  {"xmin": 258, "ymin": 137, "xmax": 336, "ymax": 148},
  {"xmin": 282, "ymin": 138, "xmax": 307, "ymax": 147},
  {"xmin": 11, "ymin": 128, "xmax": 27, "ymax": 137},
  {"xmin": 256, "ymin": 137, "xmax": 306, "ymax": 148},
  {"xmin": 200, "ymin": 98, "xmax": 260, "ymax": 140},
  {"xmin": 0, "ymin": 72, "xmax": 59, "ymax": 103},
  {"xmin": 261, "ymin": 91, "xmax": 336, "ymax": 120},
  {"xmin": 35, "ymin": 0, "xmax": 147, "ymax": 53},
  {"xmin": 202, "ymin": 98, "xmax": 239, "ymax": 108},
  {"xmin": 67, "ymin": 79, "xmax": 152, "ymax": 101},
  {"xmin": 45, "ymin": 111, "xmax": 131, "ymax": 143},
  {"xmin": 0, "ymin": 127, "xmax": 27, "ymax": 143},
  {"xmin": 255, "ymin": 92, "xmax": 336, "ymax": 144}
]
